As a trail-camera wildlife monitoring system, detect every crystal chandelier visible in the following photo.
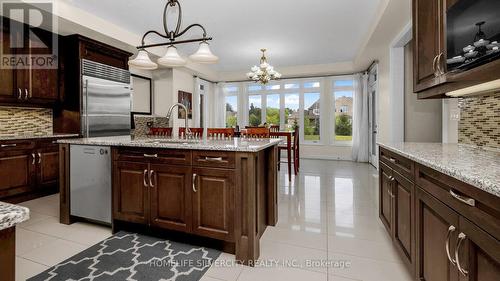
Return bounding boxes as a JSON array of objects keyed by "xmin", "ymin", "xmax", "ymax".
[
  {"xmin": 128, "ymin": 0, "xmax": 218, "ymax": 70},
  {"xmin": 247, "ymin": 49, "xmax": 281, "ymax": 84}
]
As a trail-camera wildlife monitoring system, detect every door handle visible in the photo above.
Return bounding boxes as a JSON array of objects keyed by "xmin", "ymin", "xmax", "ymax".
[
  {"xmin": 192, "ymin": 173, "xmax": 197, "ymax": 192},
  {"xmin": 143, "ymin": 153, "xmax": 158, "ymax": 158},
  {"xmin": 32, "ymin": 153, "xmax": 36, "ymax": 165},
  {"xmin": 450, "ymin": 190, "xmax": 475, "ymax": 207},
  {"xmin": 204, "ymin": 156, "xmax": 223, "ymax": 162},
  {"xmin": 143, "ymin": 169, "xmax": 148, "ymax": 187},
  {"xmin": 389, "ymin": 158, "xmax": 397, "ymax": 164},
  {"xmin": 24, "ymin": 88, "xmax": 29, "ymax": 100},
  {"xmin": 432, "ymin": 55, "xmax": 439, "ymax": 76},
  {"xmin": 1, "ymin": 144, "xmax": 17, "ymax": 148},
  {"xmin": 149, "ymin": 170, "xmax": 155, "ymax": 188},
  {"xmin": 18, "ymin": 88, "xmax": 22, "ymax": 100},
  {"xmin": 37, "ymin": 152, "xmax": 42, "ymax": 164},
  {"xmin": 445, "ymin": 225, "xmax": 457, "ymax": 266},
  {"xmin": 455, "ymin": 233, "xmax": 468, "ymax": 276},
  {"xmin": 438, "ymin": 52, "xmax": 445, "ymax": 75}
]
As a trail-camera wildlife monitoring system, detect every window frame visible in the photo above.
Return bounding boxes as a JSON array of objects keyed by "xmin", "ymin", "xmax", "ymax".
[{"xmin": 331, "ymin": 75, "xmax": 355, "ymax": 146}]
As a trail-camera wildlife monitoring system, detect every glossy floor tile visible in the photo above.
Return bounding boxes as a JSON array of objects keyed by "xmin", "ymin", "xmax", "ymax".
[{"xmin": 14, "ymin": 159, "xmax": 412, "ymax": 281}]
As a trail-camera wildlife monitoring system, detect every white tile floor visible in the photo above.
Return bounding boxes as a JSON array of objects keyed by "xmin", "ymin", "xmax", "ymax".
[{"xmin": 15, "ymin": 159, "xmax": 413, "ymax": 281}]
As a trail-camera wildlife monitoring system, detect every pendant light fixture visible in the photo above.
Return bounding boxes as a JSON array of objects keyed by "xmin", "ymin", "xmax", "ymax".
[
  {"xmin": 247, "ymin": 49, "xmax": 281, "ymax": 84},
  {"xmin": 128, "ymin": 0, "xmax": 218, "ymax": 69}
]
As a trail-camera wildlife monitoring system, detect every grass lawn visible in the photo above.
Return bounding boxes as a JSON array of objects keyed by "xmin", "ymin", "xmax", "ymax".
[
  {"xmin": 304, "ymin": 135, "xmax": 320, "ymax": 141},
  {"xmin": 335, "ymin": 135, "xmax": 352, "ymax": 141}
]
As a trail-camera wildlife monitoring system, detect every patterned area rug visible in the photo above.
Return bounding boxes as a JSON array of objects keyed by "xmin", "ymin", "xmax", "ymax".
[{"xmin": 28, "ymin": 231, "xmax": 221, "ymax": 281}]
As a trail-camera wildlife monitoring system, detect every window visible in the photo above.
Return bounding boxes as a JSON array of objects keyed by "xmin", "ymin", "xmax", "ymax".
[
  {"xmin": 225, "ymin": 95, "xmax": 238, "ymax": 128},
  {"xmin": 332, "ymin": 79, "xmax": 354, "ymax": 143},
  {"xmin": 266, "ymin": 94, "xmax": 280, "ymax": 126},
  {"xmin": 284, "ymin": 93, "xmax": 299, "ymax": 131},
  {"xmin": 304, "ymin": 92, "xmax": 320, "ymax": 142},
  {"xmin": 248, "ymin": 95, "xmax": 262, "ymax": 126}
]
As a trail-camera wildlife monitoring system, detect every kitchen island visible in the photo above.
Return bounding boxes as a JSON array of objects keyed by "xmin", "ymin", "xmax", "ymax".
[
  {"xmin": 57, "ymin": 135, "xmax": 281, "ymax": 265},
  {"xmin": 0, "ymin": 201, "xmax": 29, "ymax": 281}
]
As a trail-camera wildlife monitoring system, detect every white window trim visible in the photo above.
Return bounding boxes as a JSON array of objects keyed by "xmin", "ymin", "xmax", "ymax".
[{"xmin": 331, "ymin": 75, "xmax": 355, "ymax": 146}]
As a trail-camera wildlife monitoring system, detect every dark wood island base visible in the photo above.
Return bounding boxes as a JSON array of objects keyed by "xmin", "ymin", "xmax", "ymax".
[
  {"xmin": 59, "ymin": 143, "xmax": 279, "ymax": 266},
  {"xmin": 0, "ymin": 226, "xmax": 15, "ymax": 281}
]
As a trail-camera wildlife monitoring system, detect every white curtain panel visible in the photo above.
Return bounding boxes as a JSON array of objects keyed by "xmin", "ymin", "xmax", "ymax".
[
  {"xmin": 352, "ymin": 73, "xmax": 369, "ymax": 162},
  {"xmin": 213, "ymin": 83, "xmax": 225, "ymax": 128}
]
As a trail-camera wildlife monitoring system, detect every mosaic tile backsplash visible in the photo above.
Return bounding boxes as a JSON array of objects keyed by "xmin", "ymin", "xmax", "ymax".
[
  {"xmin": 458, "ymin": 94, "xmax": 500, "ymax": 149},
  {"xmin": 0, "ymin": 106, "xmax": 53, "ymax": 136}
]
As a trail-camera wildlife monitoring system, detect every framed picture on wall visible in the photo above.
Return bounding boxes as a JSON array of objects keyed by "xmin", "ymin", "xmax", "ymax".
[{"xmin": 178, "ymin": 90, "xmax": 192, "ymax": 119}]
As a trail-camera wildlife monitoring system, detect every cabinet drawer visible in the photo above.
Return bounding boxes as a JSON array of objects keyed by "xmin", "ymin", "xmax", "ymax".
[
  {"xmin": 416, "ymin": 164, "xmax": 500, "ymax": 240},
  {"xmin": 0, "ymin": 140, "xmax": 36, "ymax": 152},
  {"xmin": 379, "ymin": 147, "xmax": 414, "ymax": 181},
  {"xmin": 192, "ymin": 151, "xmax": 235, "ymax": 169},
  {"xmin": 115, "ymin": 148, "xmax": 192, "ymax": 166}
]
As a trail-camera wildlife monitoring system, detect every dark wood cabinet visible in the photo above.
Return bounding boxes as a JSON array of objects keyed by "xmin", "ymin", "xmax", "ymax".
[
  {"xmin": 458, "ymin": 217, "xmax": 500, "ymax": 281},
  {"xmin": 0, "ymin": 150, "xmax": 35, "ymax": 199},
  {"xmin": 150, "ymin": 164, "xmax": 192, "ymax": 232},
  {"xmin": 0, "ymin": 16, "xmax": 59, "ymax": 106},
  {"xmin": 113, "ymin": 161, "xmax": 149, "ymax": 224},
  {"xmin": 36, "ymin": 146, "xmax": 59, "ymax": 188},
  {"xmin": 380, "ymin": 147, "xmax": 500, "ymax": 280},
  {"xmin": 392, "ymin": 171, "xmax": 415, "ymax": 272},
  {"xmin": 379, "ymin": 162, "xmax": 393, "ymax": 233},
  {"xmin": 416, "ymin": 186, "xmax": 460, "ymax": 281},
  {"xmin": 413, "ymin": 0, "xmax": 444, "ymax": 92},
  {"xmin": 192, "ymin": 168, "xmax": 234, "ymax": 241}
]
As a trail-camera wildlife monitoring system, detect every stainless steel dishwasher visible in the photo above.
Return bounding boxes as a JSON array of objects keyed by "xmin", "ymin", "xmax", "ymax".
[{"xmin": 70, "ymin": 145, "xmax": 111, "ymax": 224}]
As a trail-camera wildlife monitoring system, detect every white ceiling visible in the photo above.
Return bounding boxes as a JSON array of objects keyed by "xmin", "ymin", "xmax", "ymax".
[{"xmin": 66, "ymin": 0, "xmax": 383, "ymax": 72}]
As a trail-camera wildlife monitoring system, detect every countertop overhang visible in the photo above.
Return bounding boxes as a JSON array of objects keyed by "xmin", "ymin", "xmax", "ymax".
[
  {"xmin": 0, "ymin": 133, "xmax": 80, "ymax": 141},
  {"xmin": 57, "ymin": 135, "xmax": 283, "ymax": 152},
  {"xmin": 378, "ymin": 142, "xmax": 500, "ymax": 198},
  {"xmin": 0, "ymin": 202, "xmax": 29, "ymax": 230}
]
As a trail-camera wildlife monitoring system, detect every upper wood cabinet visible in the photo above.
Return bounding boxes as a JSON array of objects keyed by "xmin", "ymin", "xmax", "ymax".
[
  {"xmin": 0, "ymin": 17, "xmax": 59, "ymax": 106},
  {"xmin": 412, "ymin": 0, "xmax": 500, "ymax": 98},
  {"xmin": 413, "ymin": 0, "xmax": 445, "ymax": 92}
]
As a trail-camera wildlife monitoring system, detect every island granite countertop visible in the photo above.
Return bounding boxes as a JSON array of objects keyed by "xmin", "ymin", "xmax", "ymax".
[
  {"xmin": 0, "ymin": 202, "xmax": 29, "ymax": 230},
  {"xmin": 378, "ymin": 142, "xmax": 500, "ymax": 198},
  {"xmin": 57, "ymin": 135, "xmax": 282, "ymax": 152},
  {"xmin": 0, "ymin": 133, "xmax": 79, "ymax": 141}
]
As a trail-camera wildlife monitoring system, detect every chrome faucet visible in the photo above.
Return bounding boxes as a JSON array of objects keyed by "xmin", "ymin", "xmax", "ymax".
[{"xmin": 165, "ymin": 103, "xmax": 192, "ymax": 138}]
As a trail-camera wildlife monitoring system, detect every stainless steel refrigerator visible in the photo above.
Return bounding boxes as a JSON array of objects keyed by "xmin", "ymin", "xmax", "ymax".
[{"xmin": 81, "ymin": 59, "xmax": 132, "ymax": 137}]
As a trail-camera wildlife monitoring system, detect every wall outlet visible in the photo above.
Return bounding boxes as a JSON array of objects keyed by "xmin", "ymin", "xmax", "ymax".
[{"xmin": 450, "ymin": 109, "xmax": 460, "ymax": 121}]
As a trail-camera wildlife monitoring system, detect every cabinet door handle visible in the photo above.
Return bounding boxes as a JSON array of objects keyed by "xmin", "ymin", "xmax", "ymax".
[
  {"xmin": 445, "ymin": 225, "xmax": 457, "ymax": 266},
  {"xmin": 389, "ymin": 158, "xmax": 396, "ymax": 164},
  {"xmin": 450, "ymin": 190, "xmax": 475, "ymax": 207},
  {"xmin": 205, "ymin": 156, "xmax": 223, "ymax": 162},
  {"xmin": 32, "ymin": 153, "xmax": 36, "ymax": 165},
  {"xmin": 432, "ymin": 55, "xmax": 439, "ymax": 76},
  {"xmin": 1, "ymin": 144, "xmax": 17, "ymax": 148},
  {"xmin": 149, "ymin": 170, "xmax": 155, "ymax": 188},
  {"xmin": 143, "ymin": 153, "xmax": 158, "ymax": 158},
  {"xmin": 37, "ymin": 152, "xmax": 41, "ymax": 164},
  {"xmin": 143, "ymin": 169, "xmax": 148, "ymax": 187},
  {"xmin": 192, "ymin": 173, "xmax": 197, "ymax": 192},
  {"xmin": 387, "ymin": 189, "xmax": 395, "ymax": 198},
  {"xmin": 24, "ymin": 88, "xmax": 29, "ymax": 100},
  {"xmin": 18, "ymin": 88, "xmax": 22, "ymax": 100},
  {"xmin": 438, "ymin": 52, "xmax": 445, "ymax": 75},
  {"xmin": 455, "ymin": 233, "xmax": 468, "ymax": 276}
]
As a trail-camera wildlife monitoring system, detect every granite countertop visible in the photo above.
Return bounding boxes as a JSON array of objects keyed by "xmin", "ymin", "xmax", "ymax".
[
  {"xmin": 0, "ymin": 201, "xmax": 29, "ymax": 230},
  {"xmin": 378, "ymin": 142, "xmax": 500, "ymax": 198},
  {"xmin": 57, "ymin": 135, "xmax": 282, "ymax": 152},
  {"xmin": 0, "ymin": 133, "xmax": 80, "ymax": 141}
]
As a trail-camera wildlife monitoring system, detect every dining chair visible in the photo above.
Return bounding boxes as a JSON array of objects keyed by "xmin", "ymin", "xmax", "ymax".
[
  {"xmin": 179, "ymin": 127, "xmax": 204, "ymax": 138},
  {"xmin": 149, "ymin": 127, "xmax": 173, "ymax": 137},
  {"xmin": 207, "ymin": 128, "xmax": 235, "ymax": 139},
  {"xmin": 277, "ymin": 127, "xmax": 300, "ymax": 180},
  {"xmin": 241, "ymin": 127, "xmax": 270, "ymax": 138},
  {"xmin": 270, "ymin": 125, "xmax": 280, "ymax": 132}
]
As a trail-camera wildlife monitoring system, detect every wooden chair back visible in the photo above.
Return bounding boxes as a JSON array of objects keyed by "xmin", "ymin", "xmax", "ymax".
[
  {"xmin": 241, "ymin": 127, "xmax": 270, "ymax": 138},
  {"xmin": 149, "ymin": 127, "xmax": 173, "ymax": 137},
  {"xmin": 179, "ymin": 127, "xmax": 204, "ymax": 138},
  {"xmin": 270, "ymin": 125, "xmax": 280, "ymax": 132},
  {"xmin": 207, "ymin": 128, "xmax": 235, "ymax": 138}
]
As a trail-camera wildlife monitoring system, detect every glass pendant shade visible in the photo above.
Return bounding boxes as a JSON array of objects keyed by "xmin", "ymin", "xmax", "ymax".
[
  {"xmin": 158, "ymin": 46, "xmax": 187, "ymax": 67},
  {"xmin": 128, "ymin": 50, "xmax": 158, "ymax": 70},
  {"xmin": 189, "ymin": 42, "xmax": 219, "ymax": 63}
]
